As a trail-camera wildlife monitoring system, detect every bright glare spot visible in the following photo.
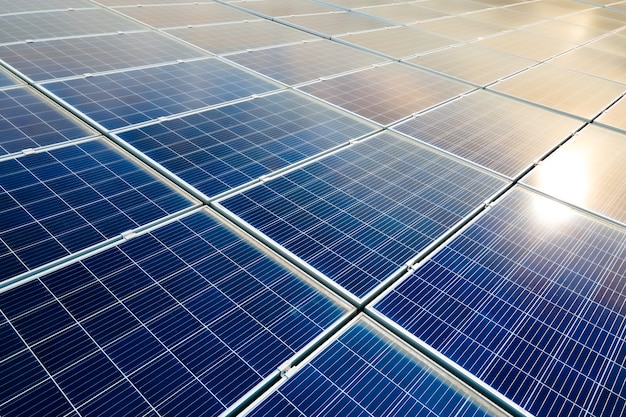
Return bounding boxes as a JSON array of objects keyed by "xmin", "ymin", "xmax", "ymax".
[{"xmin": 533, "ymin": 151, "xmax": 588, "ymax": 224}]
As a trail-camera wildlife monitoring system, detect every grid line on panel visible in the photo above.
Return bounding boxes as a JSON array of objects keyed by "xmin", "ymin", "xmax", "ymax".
[
  {"xmin": 219, "ymin": 132, "xmax": 508, "ymax": 300},
  {"xmin": 0, "ymin": 9, "xmax": 145, "ymax": 45},
  {"xmin": 42, "ymin": 58, "xmax": 281, "ymax": 130},
  {"xmin": 0, "ymin": 211, "xmax": 349, "ymax": 415},
  {"xmin": 0, "ymin": 139, "xmax": 192, "ymax": 282},
  {"xmin": 115, "ymin": 91, "xmax": 378, "ymax": 199},
  {"xmin": 0, "ymin": 86, "xmax": 94, "ymax": 155},
  {"xmin": 0, "ymin": 31, "xmax": 208, "ymax": 82},
  {"xmin": 374, "ymin": 188, "xmax": 626, "ymax": 417}
]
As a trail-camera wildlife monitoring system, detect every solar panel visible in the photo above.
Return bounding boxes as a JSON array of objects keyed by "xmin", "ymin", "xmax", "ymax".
[
  {"xmin": 281, "ymin": 11, "xmax": 392, "ymax": 36},
  {"xmin": 42, "ymin": 59, "xmax": 281, "ymax": 130},
  {"xmin": 372, "ymin": 187, "xmax": 626, "ymax": 417},
  {"xmin": 521, "ymin": 124, "xmax": 626, "ymax": 225},
  {"xmin": 557, "ymin": 9, "xmax": 626, "ymax": 31},
  {"xmin": 508, "ymin": 0, "xmax": 591, "ymax": 17},
  {"xmin": 326, "ymin": 0, "xmax": 400, "ymax": 7},
  {"xmin": 113, "ymin": 3, "xmax": 253, "ymax": 29},
  {"xmin": 522, "ymin": 20, "xmax": 605, "ymax": 44},
  {"xmin": 489, "ymin": 64, "xmax": 625, "ymax": 120},
  {"xmin": 336, "ymin": 26, "xmax": 456, "ymax": 59},
  {"xmin": 0, "ymin": 210, "xmax": 350, "ymax": 415},
  {"xmin": 406, "ymin": 43, "xmax": 535, "ymax": 87},
  {"xmin": 298, "ymin": 63, "xmax": 473, "ymax": 126},
  {"xmin": 475, "ymin": 29, "xmax": 576, "ymax": 61},
  {"xmin": 0, "ymin": 139, "xmax": 193, "ymax": 282},
  {"xmin": 0, "ymin": 31, "xmax": 207, "ymax": 82},
  {"xmin": 417, "ymin": 0, "xmax": 489, "ymax": 14},
  {"xmin": 392, "ymin": 90, "xmax": 583, "ymax": 178},
  {"xmin": 0, "ymin": 68, "xmax": 19, "ymax": 88},
  {"xmin": 114, "ymin": 90, "xmax": 377, "ymax": 198},
  {"xmin": 166, "ymin": 20, "xmax": 317, "ymax": 56},
  {"xmin": 587, "ymin": 34, "xmax": 626, "ymax": 57},
  {"xmin": 549, "ymin": 47, "xmax": 626, "ymax": 85},
  {"xmin": 465, "ymin": 8, "xmax": 544, "ymax": 28},
  {"xmin": 0, "ymin": 0, "xmax": 92, "ymax": 15},
  {"xmin": 355, "ymin": 3, "xmax": 449, "ymax": 23},
  {"xmin": 0, "ymin": 87, "xmax": 94, "ymax": 155},
  {"xmin": 232, "ymin": 0, "xmax": 340, "ymax": 17},
  {"xmin": 98, "ymin": 0, "xmax": 212, "ymax": 5},
  {"xmin": 227, "ymin": 40, "xmax": 386, "ymax": 86},
  {"xmin": 0, "ymin": 9, "xmax": 145, "ymax": 45},
  {"xmin": 596, "ymin": 96, "xmax": 626, "ymax": 131},
  {"xmin": 217, "ymin": 132, "xmax": 508, "ymax": 300},
  {"xmin": 245, "ymin": 317, "xmax": 508, "ymax": 417},
  {"xmin": 413, "ymin": 16, "xmax": 507, "ymax": 41}
]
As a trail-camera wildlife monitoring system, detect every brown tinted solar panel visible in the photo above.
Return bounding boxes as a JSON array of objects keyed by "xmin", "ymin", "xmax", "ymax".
[
  {"xmin": 550, "ymin": 47, "xmax": 626, "ymax": 85},
  {"xmin": 233, "ymin": 0, "xmax": 339, "ymax": 17},
  {"xmin": 489, "ymin": 64, "xmax": 625, "ymax": 119},
  {"xmin": 596, "ymin": 96, "xmax": 626, "ymax": 131},
  {"xmin": 355, "ymin": 3, "xmax": 449, "ymax": 23},
  {"xmin": 115, "ymin": 3, "xmax": 252, "ymax": 28},
  {"xmin": 522, "ymin": 20, "xmax": 605, "ymax": 44},
  {"xmin": 282, "ymin": 11, "xmax": 392, "ymax": 36},
  {"xmin": 475, "ymin": 30, "xmax": 577, "ymax": 61},
  {"xmin": 298, "ymin": 62, "xmax": 473, "ymax": 125},
  {"xmin": 413, "ymin": 16, "xmax": 506, "ymax": 41},
  {"xmin": 522, "ymin": 124, "xmax": 626, "ymax": 225}
]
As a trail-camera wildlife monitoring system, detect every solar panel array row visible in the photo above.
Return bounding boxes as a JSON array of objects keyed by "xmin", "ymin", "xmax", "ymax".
[{"xmin": 0, "ymin": 1, "xmax": 625, "ymax": 417}]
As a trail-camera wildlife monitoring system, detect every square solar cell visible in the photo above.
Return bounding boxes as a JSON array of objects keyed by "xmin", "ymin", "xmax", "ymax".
[
  {"xmin": 246, "ymin": 317, "xmax": 508, "ymax": 417},
  {"xmin": 233, "ymin": 0, "xmax": 340, "ymax": 17},
  {"xmin": 0, "ymin": 68, "xmax": 18, "ymax": 88},
  {"xmin": 0, "ymin": 31, "xmax": 207, "ymax": 82},
  {"xmin": 218, "ymin": 132, "xmax": 508, "ymax": 300},
  {"xmin": 0, "ymin": 139, "xmax": 193, "ymax": 282},
  {"xmin": 166, "ymin": 20, "xmax": 318, "ymax": 55},
  {"xmin": 413, "ymin": 16, "xmax": 507, "ymax": 41},
  {"xmin": 227, "ymin": 40, "xmax": 386, "ymax": 86},
  {"xmin": 281, "ymin": 11, "xmax": 392, "ymax": 36},
  {"xmin": 115, "ymin": 90, "xmax": 377, "ymax": 198},
  {"xmin": 522, "ymin": 124, "xmax": 626, "ymax": 225},
  {"xmin": 406, "ymin": 43, "xmax": 535, "ymax": 86},
  {"xmin": 0, "ymin": 9, "xmax": 145, "ymax": 45},
  {"xmin": 356, "ymin": 3, "xmax": 449, "ymax": 23},
  {"xmin": 475, "ymin": 29, "xmax": 577, "ymax": 61},
  {"xmin": 0, "ymin": 87, "xmax": 94, "ymax": 155},
  {"xmin": 596, "ymin": 96, "xmax": 626, "ymax": 131},
  {"xmin": 489, "ymin": 64, "xmax": 625, "ymax": 120},
  {"xmin": 43, "ymin": 59, "xmax": 280, "ymax": 130},
  {"xmin": 298, "ymin": 63, "xmax": 474, "ymax": 125},
  {"xmin": 337, "ymin": 26, "xmax": 456, "ymax": 59},
  {"xmin": 549, "ymin": 47, "xmax": 626, "ymax": 85},
  {"xmin": 0, "ymin": 210, "xmax": 350, "ymax": 414},
  {"xmin": 115, "ymin": 3, "xmax": 252, "ymax": 28},
  {"xmin": 373, "ymin": 187, "xmax": 626, "ymax": 417},
  {"xmin": 393, "ymin": 90, "xmax": 583, "ymax": 178}
]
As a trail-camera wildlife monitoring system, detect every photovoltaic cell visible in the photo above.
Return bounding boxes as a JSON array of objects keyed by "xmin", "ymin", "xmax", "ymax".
[
  {"xmin": 393, "ymin": 90, "xmax": 583, "ymax": 178},
  {"xmin": 373, "ymin": 187, "xmax": 626, "ymax": 417},
  {"xmin": 0, "ymin": 68, "xmax": 17, "ymax": 88},
  {"xmin": 227, "ymin": 40, "xmax": 386, "ymax": 86},
  {"xmin": 166, "ymin": 20, "xmax": 318, "ymax": 56},
  {"xmin": 522, "ymin": 124, "xmax": 626, "ymax": 225},
  {"xmin": 0, "ymin": 87, "xmax": 94, "ymax": 155},
  {"xmin": 281, "ymin": 11, "xmax": 392, "ymax": 36},
  {"xmin": 0, "ymin": 9, "xmax": 145, "ymax": 45},
  {"xmin": 337, "ymin": 26, "xmax": 456, "ymax": 59},
  {"xmin": 0, "ymin": 210, "xmax": 349, "ymax": 415},
  {"xmin": 114, "ymin": 3, "xmax": 253, "ymax": 28},
  {"xmin": 115, "ymin": 91, "xmax": 377, "ymax": 198},
  {"xmin": 0, "ymin": 31, "xmax": 207, "ymax": 82},
  {"xmin": 0, "ymin": 139, "xmax": 192, "ymax": 281},
  {"xmin": 406, "ymin": 43, "xmax": 535, "ymax": 87},
  {"xmin": 298, "ymin": 63, "xmax": 473, "ymax": 126},
  {"xmin": 219, "ymin": 132, "xmax": 508, "ymax": 299},
  {"xmin": 489, "ymin": 64, "xmax": 625, "ymax": 120},
  {"xmin": 43, "ymin": 59, "xmax": 280, "ymax": 130},
  {"xmin": 247, "ymin": 318, "xmax": 506, "ymax": 417}
]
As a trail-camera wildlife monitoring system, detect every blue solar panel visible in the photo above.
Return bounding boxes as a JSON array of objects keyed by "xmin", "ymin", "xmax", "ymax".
[
  {"xmin": 0, "ymin": 31, "xmax": 207, "ymax": 82},
  {"xmin": 247, "ymin": 318, "xmax": 504, "ymax": 417},
  {"xmin": 0, "ymin": 139, "xmax": 192, "ymax": 281},
  {"xmin": 43, "ymin": 59, "xmax": 281, "ymax": 130},
  {"xmin": 0, "ymin": 87, "xmax": 93, "ymax": 155},
  {"xmin": 0, "ymin": 210, "xmax": 350, "ymax": 415},
  {"xmin": 115, "ymin": 91, "xmax": 377, "ymax": 198},
  {"xmin": 373, "ymin": 187, "xmax": 626, "ymax": 417},
  {"xmin": 0, "ymin": 69, "xmax": 17, "ymax": 87},
  {"xmin": 218, "ymin": 132, "xmax": 508, "ymax": 299}
]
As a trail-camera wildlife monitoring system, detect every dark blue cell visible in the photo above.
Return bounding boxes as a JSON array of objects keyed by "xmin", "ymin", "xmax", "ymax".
[
  {"xmin": 105, "ymin": 327, "xmax": 166, "ymax": 374},
  {"xmin": 31, "ymin": 325, "xmax": 98, "ymax": 375},
  {"xmin": 81, "ymin": 304, "xmax": 141, "ymax": 347},
  {"xmin": 12, "ymin": 301, "xmax": 75, "ymax": 344},
  {"xmin": 0, "ymin": 379, "xmax": 73, "ymax": 417},
  {"xmin": 0, "ymin": 279, "xmax": 53, "ymax": 318},
  {"xmin": 78, "ymin": 380, "xmax": 152, "ymax": 417},
  {"xmin": 0, "ymin": 350, "xmax": 49, "ymax": 403}
]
